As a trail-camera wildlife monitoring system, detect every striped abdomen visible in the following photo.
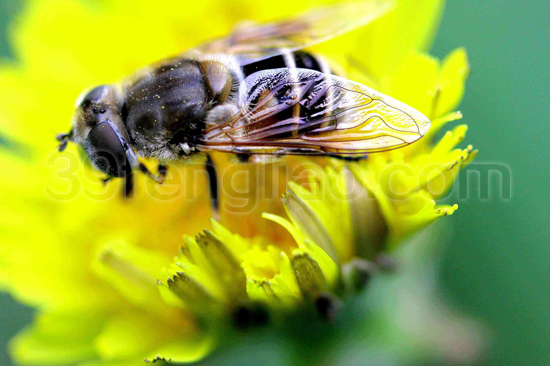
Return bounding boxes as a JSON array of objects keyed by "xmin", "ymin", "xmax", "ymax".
[
  {"xmin": 241, "ymin": 50, "xmax": 333, "ymax": 78},
  {"xmin": 237, "ymin": 51, "xmax": 336, "ymax": 140}
]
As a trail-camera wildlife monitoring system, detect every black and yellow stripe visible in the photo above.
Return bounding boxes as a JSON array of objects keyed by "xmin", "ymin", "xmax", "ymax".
[{"xmin": 240, "ymin": 50, "xmax": 332, "ymax": 77}]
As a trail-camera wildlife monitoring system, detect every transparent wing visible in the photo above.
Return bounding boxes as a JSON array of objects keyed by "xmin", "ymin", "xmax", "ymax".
[
  {"xmin": 200, "ymin": 68, "xmax": 431, "ymax": 155},
  {"xmin": 191, "ymin": 0, "xmax": 394, "ymax": 65}
]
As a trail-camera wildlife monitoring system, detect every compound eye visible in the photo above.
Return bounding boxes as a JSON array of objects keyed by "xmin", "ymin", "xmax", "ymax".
[
  {"xmin": 79, "ymin": 85, "xmax": 109, "ymax": 110},
  {"xmin": 86, "ymin": 122, "xmax": 131, "ymax": 177}
]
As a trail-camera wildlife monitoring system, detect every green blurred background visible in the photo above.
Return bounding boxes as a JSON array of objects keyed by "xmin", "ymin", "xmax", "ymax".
[{"xmin": 0, "ymin": 0, "xmax": 548, "ymax": 365}]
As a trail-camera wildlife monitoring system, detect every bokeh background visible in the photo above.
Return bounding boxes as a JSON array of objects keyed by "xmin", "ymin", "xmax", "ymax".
[{"xmin": 0, "ymin": 0, "xmax": 548, "ymax": 365}]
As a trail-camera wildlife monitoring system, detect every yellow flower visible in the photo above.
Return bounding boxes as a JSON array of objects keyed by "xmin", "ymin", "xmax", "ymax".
[{"xmin": 0, "ymin": 0, "xmax": 477, "ymax": 364}]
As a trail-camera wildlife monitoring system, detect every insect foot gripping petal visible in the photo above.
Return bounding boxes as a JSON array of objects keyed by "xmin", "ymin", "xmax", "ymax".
[
  {"xmin": 56, "ymin": 130, "xmax": 73, "ymax": 152},
  {"xmin": 139, "ymin": 163, "xmax": 165, "ymax": 184}
]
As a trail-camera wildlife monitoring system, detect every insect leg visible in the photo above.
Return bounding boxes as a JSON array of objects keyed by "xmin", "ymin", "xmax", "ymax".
[
  {"xmin": 234, "ymin": 154, "xmax": 282, "ymax": 164},
  {"xmin": 331, "ymin": 155, "xmax": 368, "ymax": 163},
  {"xmin": 158, "ymin": 164, "xmax": 168, "ymax": 181},
  {"xmin": 205, "ymin": 154, "xmax": 219, "ymax": 219},
  {"xmin": 56, "ymin": 129, "xmax": 73, "ymax": 152},
  {"xmin": 235, "ymin": 153, "xmax": 251, "ymax": 164},
  {"xmin": 123, "ymin": 173, "xmax": 134, "ymax": 198},
  {"xmin": 139, "ymin": 163, "xmax": 165, "ymax": 183}
]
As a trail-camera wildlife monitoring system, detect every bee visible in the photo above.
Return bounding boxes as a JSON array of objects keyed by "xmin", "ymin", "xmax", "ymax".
[{"xmin": 56, "ymin": 0, "xmax": 430, "ymax": 211}]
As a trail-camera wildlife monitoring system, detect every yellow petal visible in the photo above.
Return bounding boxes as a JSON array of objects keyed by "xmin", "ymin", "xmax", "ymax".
[
  {"xmin": 91, "ymin": 239, "xmax": 171, "ymax": 310},
  {"xmin": 94, "ymin": 311, "xmax": 199, "ymax": 362},
  {"xmin": 385, "ymin": 51, "xmax": 440, "ymax": 117},
  {"xmin": 144, "ymin": 336, "xmax": 214, "ymax": 365},
  {"xmin": 9, "ymin": 311, "xmax": 102, "ymax": 365},
  {"xmin": 262, "ymin": 213, "xmax": 304, "ymax": 246},
  {"xmin": 196, "ymin": 230, "xmax": 247, "ymax": 301},
  {"xmin": 302, "ymin": 240, "xmax": 339, "ymax": 289},
  {"xmin": 290, "ymin": 251, "xmax": 328, "ymax": 300},
  {"xmin": 339, "ymin": 0, "xmax": 445, "ymax": 78},
  {"xmin": 435, "ymin": 48, "xmax": 470, "ymax": 117},
  {"xmin": 283, "ymin": 189, "xmax": 338, "ymax": 262},
  {"xmin": 165, "ymin": 272, "xmax": 218, "ymax": 316}
]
